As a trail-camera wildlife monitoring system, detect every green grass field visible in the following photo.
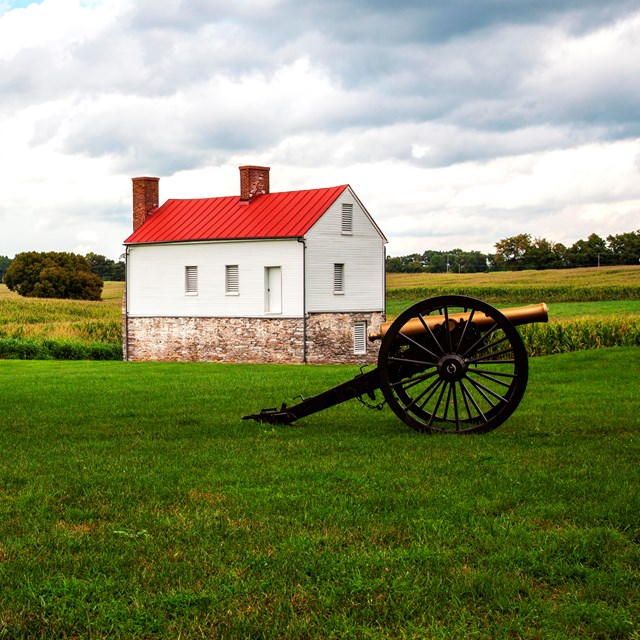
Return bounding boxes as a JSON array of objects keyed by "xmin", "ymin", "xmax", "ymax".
[
  {"xmin": 0, "ymin": 350, "xmax": 639, "ymax": 639},
  {"xmin": 1, "ymin": 268, "xmax": 639, "ymax": 637}
]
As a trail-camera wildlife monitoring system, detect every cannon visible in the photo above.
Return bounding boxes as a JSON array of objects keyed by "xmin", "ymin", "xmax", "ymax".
[{"xmin": 243, "ymin": 295, "xmax": 549, "ymax": 434}]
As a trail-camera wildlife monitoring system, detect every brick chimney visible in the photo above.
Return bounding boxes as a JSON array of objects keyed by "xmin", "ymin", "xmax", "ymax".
[
  {"xmin": 239, "ymin": 165, "xmax": 270, "ymax": 202},
  {"xmin": 132, "ymin": 177, "xmax": 160, "ymax": 231}
]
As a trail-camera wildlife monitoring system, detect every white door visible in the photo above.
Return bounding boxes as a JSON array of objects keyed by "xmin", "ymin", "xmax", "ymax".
[{"xmin": 265, "ymin": 266, "xmax": 282, "ymax": 314}]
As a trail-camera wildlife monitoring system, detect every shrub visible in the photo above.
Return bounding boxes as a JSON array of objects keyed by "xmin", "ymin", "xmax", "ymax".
[{"xmin": 3, "ymin": 252, "xmax": 103, "ymax": 301}]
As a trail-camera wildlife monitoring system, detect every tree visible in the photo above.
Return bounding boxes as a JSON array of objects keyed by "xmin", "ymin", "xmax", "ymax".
[
  {"xmin": 459, "ymin": 250, "xmax": 489, "ymax": 273},
  {"xmin": 426, "ymin": 252, "xmax": 448, "ymax": 273},
  {"xmin": 110, "ymin": 259, "xmax": 126, "ymax": 281},
  {"xmin": 86, "ymin": 252, "xmax": 113, "ymax": 280},
  {"xmin": 85, "ymin": 252, "xmax": 126, "ymax": 281},
  {"xmin": 551, "ymin": 242, "xmax": 568, "ymax": 268},
  {"xmin": 3, "ymin": 252, "xmax": 103, "ymax": 300},
  {"xmin": 566, "ymin": 233, "xmax": 610, "ymax": 268},
  {"xmin": 388, "ymin": 250, "xmax": 490, "ymax": 273},
  {"xmin": 386, "ymin": 227, "xmax": 639, "ymax": 274},
  {"xmin": 385, "ymin": 256, "xmax": 404, "ymax": 273},
  {"xmin": 525, "ymin": 237, "xmax": 565, "ymax": 270},
  {"xmin": 0, "ymin": 255, "xmax": 11, "ymax": 281},
  {"xmin": 607, "ymin": 230, "xmax": 640, "ymax": 265},
  {"xmin": 386, "ymin": 254, "xmax": 426, "ymax": 273},
  {"xmin": 493, "ymin": 234, "xmax": 532, "ymax": 270}
]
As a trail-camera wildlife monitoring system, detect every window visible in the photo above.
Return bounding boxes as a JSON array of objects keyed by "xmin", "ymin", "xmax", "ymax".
[
  {"xmin": 225, "ymin": 264, "xmax": 239, "ymax": 295},
  {"xmin": 354, "ymin": 321, "xmax": 367, "ymax": 355},
  {"xmin": 185, "ymin": 266, "xmax": 198, "ymax": 295},
  {"xmin": 333, "ymin": 263, "xmax": 345, "ymax": 294},
  {"xmin": 341, "ymin": 203, "xmax": 353, "ymax": 234}
]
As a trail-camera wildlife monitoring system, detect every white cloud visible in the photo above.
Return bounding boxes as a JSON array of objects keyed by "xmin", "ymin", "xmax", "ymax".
[
  {"xmin": 514, "ymin": 14, "xmax": 640, "ymax": 131},
  {"xmin": 0, "ymin": 0, "xmax": 117, "ymax": 60},
  {"xmin": 1, "ymin": 0, "xmax": 639, "ymax": 262}
]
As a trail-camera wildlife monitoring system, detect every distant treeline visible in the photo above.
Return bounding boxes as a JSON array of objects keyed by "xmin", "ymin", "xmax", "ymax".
[
  {"xmin": 0, "ymin": 252, "xmax": 124, "ymax": 282},
  {"xmin": 387, "ymin": 230, "xmax": 640, "ymax": 273}
]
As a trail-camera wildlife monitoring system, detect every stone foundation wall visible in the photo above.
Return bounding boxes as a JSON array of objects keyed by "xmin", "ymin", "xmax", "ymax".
[
  {"xmin": 124, "ymin": 312, "xmax": 385, "ymax": 364},
  {"xmin": 305, "ymin": 312, "xmax": 384, "ymax": 365},
  {"xmin": 125, "ymin": 317, "xmax": 305, "ymax": 363}
]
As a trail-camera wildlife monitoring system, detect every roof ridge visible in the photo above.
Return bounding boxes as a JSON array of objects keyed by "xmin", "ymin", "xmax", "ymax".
[{"xmin": 164, "ymin": 185, "xmax": 349, "ymax": 202}]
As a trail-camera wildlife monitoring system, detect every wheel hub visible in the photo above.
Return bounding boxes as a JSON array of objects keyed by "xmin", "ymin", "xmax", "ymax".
[{"xmin": 437, "ymin": 354, "xmax": 467, "ymax": 381}]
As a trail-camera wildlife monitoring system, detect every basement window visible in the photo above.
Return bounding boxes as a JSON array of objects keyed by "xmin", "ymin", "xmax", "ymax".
[
  {"xmin": 333, "ymin": 263, "xmax": 345, "ymax": 294},
  {"xmin": 354, "ymin": 321, "xmax": 367, "ymax": 355},
  {"xmin": 225, "ymin": 265, "xmax": 239, "ymax": 295},
  {"xmin": 341, "ymin": 203, "xmax": 353, "ymax": 234},
  {"xmin": 185, "ymin": 266, "xmax": 198, "ymax": 295}
]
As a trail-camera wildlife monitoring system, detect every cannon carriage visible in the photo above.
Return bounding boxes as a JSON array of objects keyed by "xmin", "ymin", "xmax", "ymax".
[{"xmin": 244, "ymin": 295, "xmax": 548, "ymax": 434}]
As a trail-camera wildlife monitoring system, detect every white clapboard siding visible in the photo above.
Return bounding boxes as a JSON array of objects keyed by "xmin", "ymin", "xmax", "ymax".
[
  {"xmin": 127, "ymin": 239, "xmax": 304, "ymax": 317},
  {"xmin": 305, "ymin": 187, "xmax": 385, "ymax": 313}
]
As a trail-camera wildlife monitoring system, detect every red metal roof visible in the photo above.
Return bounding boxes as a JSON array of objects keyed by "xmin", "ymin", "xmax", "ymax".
[{"xmin": 124, "ymin": 185, "xmax": 349, "ymax": 244}]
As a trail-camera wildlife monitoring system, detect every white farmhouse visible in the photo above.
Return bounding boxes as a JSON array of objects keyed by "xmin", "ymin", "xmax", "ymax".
[{"xmin": 123, "ymin": 166, "xmax": 387, "ymax": 364}]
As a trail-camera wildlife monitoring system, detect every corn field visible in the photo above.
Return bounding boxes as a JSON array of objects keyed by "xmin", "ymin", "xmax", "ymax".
[
  {"xmin": 387, "ymin": 285, "xmax": 640, "ymax": 304},
  {"xmin": 0, "ymin": 282, "xmax": 124, "ymax": 359},
  {"xmin": 1, "ymin": 267, "xmax": 639, "ymax": 360},
  {"xmin": 520, "ymin": 318, "xmax": 640, "ymax": 356}
]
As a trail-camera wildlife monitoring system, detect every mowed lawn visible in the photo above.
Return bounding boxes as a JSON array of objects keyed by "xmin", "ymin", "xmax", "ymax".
[{"xmin": 1, "ymin": 349, "xmax": 639, "ymax": 639}]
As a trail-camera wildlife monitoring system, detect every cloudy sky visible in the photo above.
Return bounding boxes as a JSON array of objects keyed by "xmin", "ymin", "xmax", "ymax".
[{"xmin": 1, "ymin": 0, "xmax": 639, "ymax": 260}]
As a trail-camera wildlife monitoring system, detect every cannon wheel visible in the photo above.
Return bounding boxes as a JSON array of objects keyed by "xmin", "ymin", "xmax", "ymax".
[{"xmin": 378, "ymin": 295, "xmax": 528, "ymax": 434}]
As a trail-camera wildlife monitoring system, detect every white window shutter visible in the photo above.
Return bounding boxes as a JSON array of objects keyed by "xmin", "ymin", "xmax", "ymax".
[
  {"xmin": 354, "ymin": 321, "xmax": 366, "ymax": 354},
  {"xmin": 341, "ymin": 203, "xmax": 353, "ymax": 234},
  {"xmin": 333, "ymin": 263, "xmax": 345, "ymax": 294},
  {"xmin": 185, "ymin": 266, "xmax": 198, "ymax": 294},
  {"xmin": 226, "ymin": 265, "xmax": 239, "ymax": 294}
]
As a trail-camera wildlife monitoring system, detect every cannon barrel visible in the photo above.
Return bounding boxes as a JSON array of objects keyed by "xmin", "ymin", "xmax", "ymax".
[{"xmin": 369, "ymin": 302, "xmax": 548, "ymax": 342}]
